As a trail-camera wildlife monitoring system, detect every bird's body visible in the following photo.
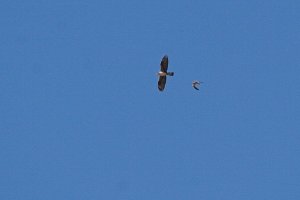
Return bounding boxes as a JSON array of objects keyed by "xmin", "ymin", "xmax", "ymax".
[
  {"xmin": 158, "ymin": 71, "xmax": 167, "ymax": 76},
  {"xmin": 157, "ymin": 55, "xmax": 174, "ymax": 91}
]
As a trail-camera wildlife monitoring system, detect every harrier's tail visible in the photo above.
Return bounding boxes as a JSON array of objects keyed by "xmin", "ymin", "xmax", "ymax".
[{"xmin": 167, "ymin": 72, "xmax": 174, "ymax": 76}]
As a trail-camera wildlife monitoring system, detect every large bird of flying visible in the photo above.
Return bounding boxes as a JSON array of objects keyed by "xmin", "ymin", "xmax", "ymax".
[{"xmin": 157, "ymin": 55, "xmax": 174, "ymax": 91}]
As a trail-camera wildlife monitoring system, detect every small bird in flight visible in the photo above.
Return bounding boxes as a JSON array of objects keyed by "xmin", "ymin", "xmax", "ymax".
[
  {"xmin": 157, "ymin": 55, "xmax": 174, "ymax": 91},
  {"xmin": 192, "ymin": 80, "xmax": 203, "ymax": 90}
]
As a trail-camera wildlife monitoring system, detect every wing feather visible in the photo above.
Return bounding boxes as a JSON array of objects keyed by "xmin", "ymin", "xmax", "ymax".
[
  {"xmin": 160, "ymin": 55, "xmax": 168, "ymax": 73},
  {"xmin": 158, "ymin": 76, "xmax": 167, "ymax": 91}
]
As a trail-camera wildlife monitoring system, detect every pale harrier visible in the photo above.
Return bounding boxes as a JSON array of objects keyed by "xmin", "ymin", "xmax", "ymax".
[{"xmin": 192, "ymin": 80, "xmax": 203, "ymax": 90}]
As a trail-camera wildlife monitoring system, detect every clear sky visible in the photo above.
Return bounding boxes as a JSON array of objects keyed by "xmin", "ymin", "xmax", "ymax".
[{"xmin": 1, "ymin": 1, "xmax": 300, "ymax": 199}]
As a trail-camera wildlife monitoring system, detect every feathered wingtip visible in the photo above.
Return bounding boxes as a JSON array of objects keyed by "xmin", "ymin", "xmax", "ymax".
[{"xmin": 167, "ymin": 72, "xmax": 174, "ymax": 76}]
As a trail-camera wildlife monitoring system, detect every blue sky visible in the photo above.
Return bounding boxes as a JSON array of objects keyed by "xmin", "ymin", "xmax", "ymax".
[{"xmin": 1, "ymin": 0, "xmax": 300, "ymax": 199}]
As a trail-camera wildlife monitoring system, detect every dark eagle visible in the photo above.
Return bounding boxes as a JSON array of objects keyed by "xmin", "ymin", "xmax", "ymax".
[{"xmin": 157, "ymin": 55, "xmax": 174, "ymax": 91}]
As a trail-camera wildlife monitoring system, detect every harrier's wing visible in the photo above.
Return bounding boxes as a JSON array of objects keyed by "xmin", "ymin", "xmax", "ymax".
[
  {"xmin": 160, "ymin": 55, "xmax": 168, "ymax": 73},
  {"xmin": 193, "ymin": 85, "xmax": 199, "ymax": 90},
  {"xmin": 158, "ymin": 76, "xmax": 167, "ymax": 91}
]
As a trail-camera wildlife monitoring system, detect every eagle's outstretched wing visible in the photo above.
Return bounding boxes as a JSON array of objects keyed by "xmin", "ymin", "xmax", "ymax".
[
  {"xmin": 158, "ymin": 76, "xmax": 167, "ymax": 91},
  {"xmin": 160, "ymin": 55, "xmax": 168, "ymax": 73}
]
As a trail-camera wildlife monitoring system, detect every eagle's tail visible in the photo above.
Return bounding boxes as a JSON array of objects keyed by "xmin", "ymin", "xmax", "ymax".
[{"xmin": 167, "ymin": 72, "xmax": 174, "ymax": 76}]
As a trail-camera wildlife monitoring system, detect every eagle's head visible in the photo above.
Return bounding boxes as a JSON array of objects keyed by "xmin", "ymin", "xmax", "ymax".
[{"xmin": 157, "ymin": 71, "xmax": 167, "ymax": 76}]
